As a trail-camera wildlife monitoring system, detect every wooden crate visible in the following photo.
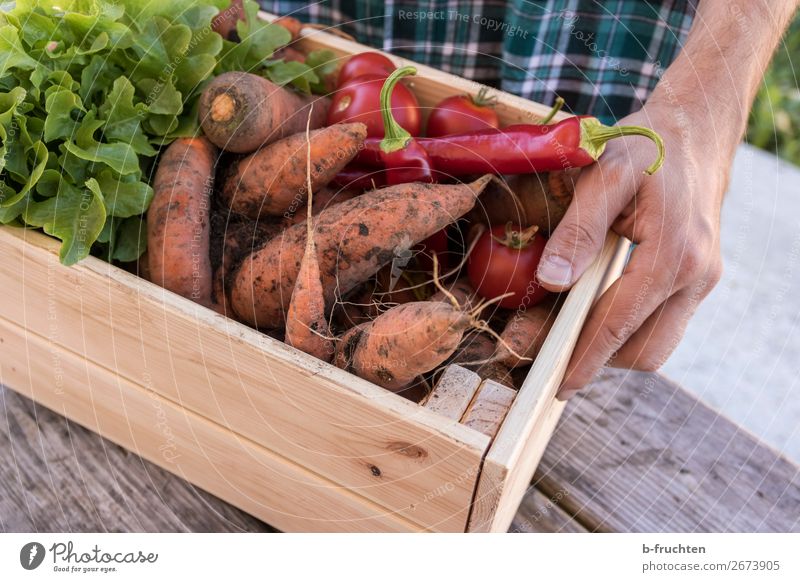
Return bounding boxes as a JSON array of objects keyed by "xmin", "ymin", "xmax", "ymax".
[{"xmin": 0, "ymin": 13, "xmax": 630, "ymax": 532}]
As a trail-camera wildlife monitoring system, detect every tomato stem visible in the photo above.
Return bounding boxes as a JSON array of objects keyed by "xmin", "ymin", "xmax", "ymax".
[
  {"xmin": 490, "ymin": 222, "xmax": 541, "ymax": 249},
  {"xmin": 470, "ymin": 86, "xmax": 497, "ymax": 108},
  {"xmin": 379, "ymin": 66, "xmax": 416, "ymax": 154}
]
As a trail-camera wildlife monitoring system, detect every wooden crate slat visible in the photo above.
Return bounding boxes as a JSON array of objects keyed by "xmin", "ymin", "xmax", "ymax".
[
  {"xmin": 0, "ymin": 316, "xmax": 423, "ymax": 533},
  {"xmin": 467, "ymin": 234, "xmax": 631, "ymax": 532},
  {"xmin": 460, "ymin": 381, "xmax": 517, "ymax": 439},
  {"xmin": 0, "ymin": 227, "xmax": 487, "ymax": 532},
  {"xmin": 423, "ymin": 365, "xmax": 482, "ymax": 421}
]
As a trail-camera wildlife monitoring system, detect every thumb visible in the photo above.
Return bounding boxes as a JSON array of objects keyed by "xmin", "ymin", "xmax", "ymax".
[{"xmin": 537, "ymin": 165, "xmax": 633, "ymax": 291}]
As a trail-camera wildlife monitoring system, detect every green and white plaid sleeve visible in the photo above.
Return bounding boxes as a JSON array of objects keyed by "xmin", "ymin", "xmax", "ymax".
[{"xmin": 264, "ymin": 0, "xmax": 695, "ymax": 122}]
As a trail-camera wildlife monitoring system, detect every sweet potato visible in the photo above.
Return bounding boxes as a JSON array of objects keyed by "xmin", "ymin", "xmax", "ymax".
[
  {"xmin": 495, "ymin": 298, "xmax": 558, "ymax": 368},
  {"xmin": 348, "ymin": 302, "xmax": 470, "ymax": 392},
  {"xmin": 199, "ymin": 72, "xmax": 330, "ymax": 154},
  {"xmin": 148, "ymin": 137, "xmax": 217, "ymax": 307},
  {"xmin": 230, "ymin": 175, "xmax": 493, "ymax": 328},
  {"xmin": 471, "ymin": 170, "xmax": 576, "ymax": 234},
  {"xmin": 221, "ymin": 123, "xmax": 366, "ymax": 218},
  {"xmin": 285, "ymin": 118, "xmax": 334, "ymax": 361}
]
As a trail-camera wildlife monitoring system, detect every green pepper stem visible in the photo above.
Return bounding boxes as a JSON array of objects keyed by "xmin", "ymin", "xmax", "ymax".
[
  {"xmin": 538, "ymin": 96, "xmax": 564, "ymax": 125},
  {"xmin": 379, "ymin": 66, "xmax": 416, "ymax": 154},
  {"xmin": 579, "ymin": 117, "xmax": 666, "ymax": 174}
]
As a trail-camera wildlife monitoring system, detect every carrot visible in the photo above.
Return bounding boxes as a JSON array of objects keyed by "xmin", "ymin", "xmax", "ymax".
[
  {"xmin": 494, "ymin": 298, "xmax": 558, "ymax": 368},
  {"xmin": 347, "ymin": 301, "xmax": 471, "ymax": 392},
  {"xmin": 230, "ymin": 175, "xmax": 493, "ymax": 328},
  {"xmin": 471, "ymin": 170, "xmax": 576, "ymax": 234},
  {"xmin": 282, "ymin": 186, "xmax": 359, "ymax": 227},
  {"xmin": 333, "ymin": 322, "xmax": 370, "ymax": 371},
  {"xmin": 273, "ymin": 46, "xmax": 307, "ymax": 64},
  {"xmin": 429, "ymin": 278, "xmax": 478, "ymax": 312},
  {"xmin": 211, "ymin": 218, "xmax": 283, "ymax": 316},
  {"xmin": 148, "ymin": 137, "xmax": 217, "ymax": 307},
  {"xmin": 273, "ymin": 16, "xmax": 303, "ymax": 41},
  {"xmin": 199, "ymin": 72, "xmax": 330, "ymax": 154},
  {"xmin": 285, "ymin": 112, "xmax": 334, "ymax": 361},
  {"xmin": 211, "ymin": 0, "xmax": 245, "ymax": 41},
  {"xmin": 221, "ymin": 122, "xmax": 366, "ymax": 218},
  {"xmin": 448, "ymin": 333, "xmax": 513, "ymax": 385}
]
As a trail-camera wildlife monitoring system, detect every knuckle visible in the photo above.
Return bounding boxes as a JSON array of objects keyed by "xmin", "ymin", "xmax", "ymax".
[
  {"xmin": 597, "ymin": 319, "xmax": 633, "ymax": 354},
  {"xmin": 553, "ymin": 219, "xmax": 601, "ymax": 259}
]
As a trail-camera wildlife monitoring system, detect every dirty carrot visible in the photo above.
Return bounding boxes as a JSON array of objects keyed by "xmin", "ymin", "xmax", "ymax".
[
  {"xmin": 211, "ymin": 219, "xmax": 283, "ymax": 316},
  {"xmin": 221, "ymin": 122, "xmax": 366, "ymax": 218},
  {"xmin": 448, "ymin": 333, "xmax": 513, "ymax": 385},
  {"xmin": 229, "ymin": 175, "xmax": 493, "ymax": 328},
  {"xmin": 472, "ymin": 171, "xmax": 576, "ymax": 235},
  {"xmin": 494, "ymin": 298, "xmax": 559, "ymax": 368},
  {"xmin": 285, "ymin": 110, "xmax": 334, "ymax": 361},
  {"xmin": 148, "ymin": 137, "xmax": 217, "ymax": 307},
  {"xmin": 199, "ymin": 72, "xmax": 329, "ymax": 153},
  {"xmin": 348, "ymin": 301, "xmax": 471, "ymax": 392},
  {"xmin": 282, "ymin": 186, "xmax": 359, "ymax": 227}
]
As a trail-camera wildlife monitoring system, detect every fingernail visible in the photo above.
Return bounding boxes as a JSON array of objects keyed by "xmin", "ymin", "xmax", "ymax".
[
  {"xmin": 556, "ymin": 387, "xmax": 580, "ymax": 401},
  {"xmin": 537, "ymin": 255, "xmax": 573, "ymax": 287}
]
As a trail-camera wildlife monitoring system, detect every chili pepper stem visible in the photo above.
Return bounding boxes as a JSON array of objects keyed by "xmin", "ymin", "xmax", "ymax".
[
  {"xmin": 579, "ymin": 117, "xmax": 666, "ymax": 174},
  {"xmin": 379, "ymin": 66, "xmax": 416, "ymax": 153},
  {"xmin": 538, "ymin": 96, "xmax": 565, "ymax": 125}
]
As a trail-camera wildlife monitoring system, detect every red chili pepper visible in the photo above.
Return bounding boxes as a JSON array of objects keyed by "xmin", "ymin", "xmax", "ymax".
[
  {"xmin": 331, "ymin": 164, "xmax": 386, "ymax": 189},
  {"xmin": 356, "ymin": 114, "xmax": 665, "ymax": 176},
  {"xmin": 378, "ymin": 67, "xmax": 434, "ymax": 185}
]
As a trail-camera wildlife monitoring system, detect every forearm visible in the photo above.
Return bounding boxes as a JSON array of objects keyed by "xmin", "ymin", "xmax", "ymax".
[{"xmin": 648, "ymin": 0, "xmax": 798, "ymax": 161}]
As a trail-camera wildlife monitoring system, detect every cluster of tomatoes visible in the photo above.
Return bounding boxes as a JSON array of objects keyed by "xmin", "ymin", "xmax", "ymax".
[{"xmin": 327, "ymin": 52, "xmax": 549, "ymax": 311}]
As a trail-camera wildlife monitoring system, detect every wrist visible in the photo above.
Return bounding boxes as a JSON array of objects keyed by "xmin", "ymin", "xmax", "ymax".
[{"xmin": 645, "ymin": 85, "xmax": 743, "ymax": 167}]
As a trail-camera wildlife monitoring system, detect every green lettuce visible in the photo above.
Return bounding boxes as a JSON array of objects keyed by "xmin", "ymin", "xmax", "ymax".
[{"xmin": 0, "ymin": 0, "xmax": 333, "ymax": 265}]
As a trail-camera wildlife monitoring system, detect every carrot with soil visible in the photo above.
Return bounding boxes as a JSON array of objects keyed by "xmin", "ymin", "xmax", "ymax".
[
  {"xmin": 148, "ymin": 137, "xmax": 217, "ymax": 307},
  {"xmin": 230, "ymin": 175, "xmax": 493, "ymax": 328},
  {"xmin": 285, "ymin": 109, "xmax": 335, "ymax": 361},
  {"xmin": 221, "ymin": 122, "xmax": 366, "ymax": 218},
  {"xmin": 199, "ymin": 72, "xmax": 330, "ymax": 153},
  {"xmin": 494, "ymin": 298, "xmax": 559, "ymax": 368},
  {"xmin": 346, "ymin": 301, "xmax": 471, "ymax": 392}
]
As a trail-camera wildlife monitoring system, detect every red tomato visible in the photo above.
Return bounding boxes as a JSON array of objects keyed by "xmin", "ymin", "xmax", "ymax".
[
  {"xmin": 467, "ymin": 224, "xmax": 549, "ymax": 309},
  {"xmin": 426, "ymin": 89, "xmax": 500, "ymax": 137},
  {"xmin": 338, "ymin": 52, "xmax": 396, "ymax": 87},
  {"xmin": 327, "ymin": 74, "xmax": 421, "ymax": 137}
]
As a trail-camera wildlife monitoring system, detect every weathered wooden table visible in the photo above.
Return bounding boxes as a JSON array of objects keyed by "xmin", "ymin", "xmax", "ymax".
[{"xmin": 2, "ymin": 370, "xmax": 798, "ymax": 533}]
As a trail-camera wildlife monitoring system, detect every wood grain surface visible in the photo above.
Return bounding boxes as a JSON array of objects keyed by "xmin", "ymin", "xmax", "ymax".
[
  {"xmin": 3, "ymin": 369, "xmax": 797, "ymax": 533},
  {"xmin": 535, "ymin": 369, "xmax": 800, "ymax": 533}
]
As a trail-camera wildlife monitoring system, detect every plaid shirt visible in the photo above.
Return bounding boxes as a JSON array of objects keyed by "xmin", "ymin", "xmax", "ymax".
[{"xmin": 263, "ymin": 1, "xmax": 695, "ymax": 122}]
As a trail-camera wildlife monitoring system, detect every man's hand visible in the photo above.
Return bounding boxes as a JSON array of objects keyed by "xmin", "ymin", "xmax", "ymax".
[
  {"xmin": 537, "ymin": 0, "xmax": 799, "ymax": 399},
  {"xmin": 537, "ymin": 102, "xmax": 726, "ymax": 399}
]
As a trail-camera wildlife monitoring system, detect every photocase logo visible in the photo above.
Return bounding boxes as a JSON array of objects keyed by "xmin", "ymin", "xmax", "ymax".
[{"xmin": 19, "ymin": 542, "xmax": 46, "ymax": 570}]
